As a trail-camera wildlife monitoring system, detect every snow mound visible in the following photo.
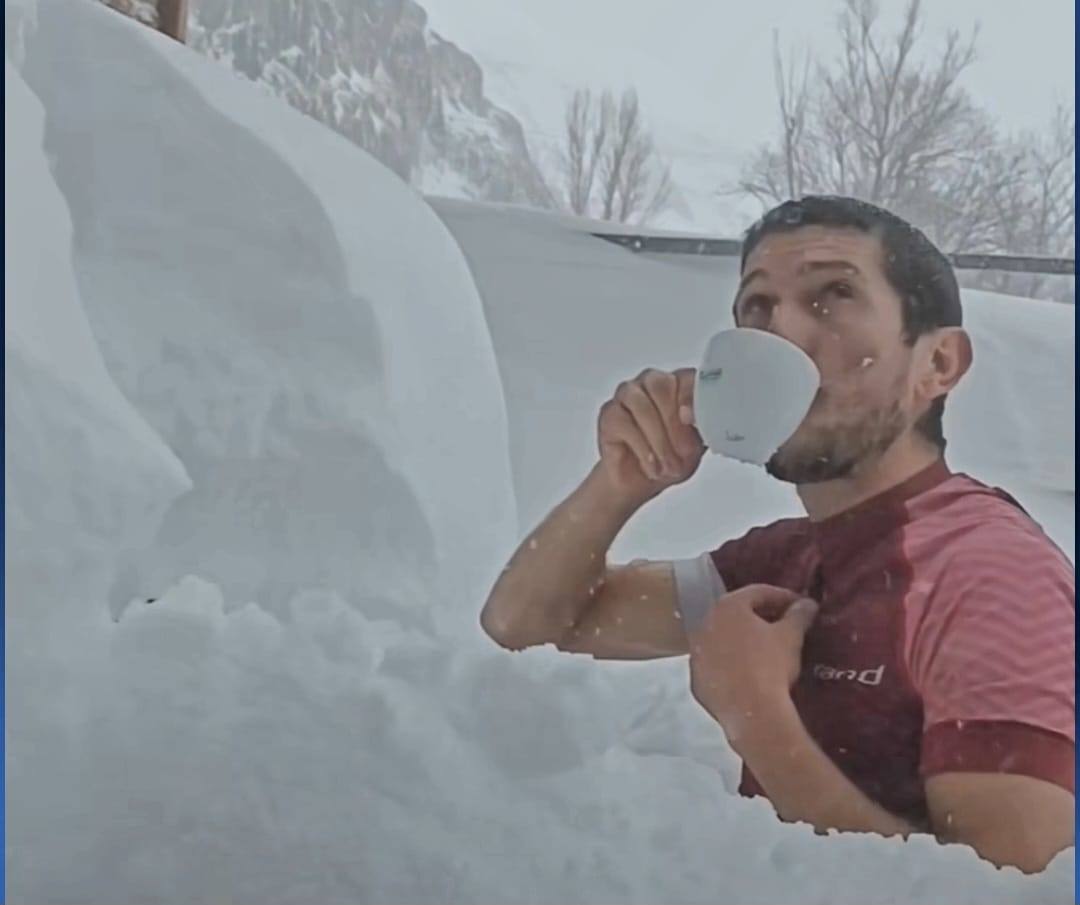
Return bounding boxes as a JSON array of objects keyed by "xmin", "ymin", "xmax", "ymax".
[
  {"xmin": 4, "ymin": 52, "xmax": 190, "ymax": 604},
  {"xmin": 19, "ymin": 0, "xmax": 516, "ymax": 631},
  {"xmin": 432, "ymin": 198, "xmax": 1075, "ymax": 561},
  {"xmin": 5, "ymin": 3, "xmax": 1072, "ymax": 904}
]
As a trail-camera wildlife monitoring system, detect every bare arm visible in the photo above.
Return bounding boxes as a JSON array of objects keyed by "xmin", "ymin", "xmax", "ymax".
[
  {"xmin": 480, "ymin": 463, "xmax": 688, "ymax": 659},
  {"xmin": 480, "ymin": 367, "xmax": 705, "ymax": 659},
  {"xmin": 736, "ymin": 695, "xmax": 917, "ymax": 838},
  {"xmin": 926, "ymin": 773, "xmax": 1074, "ymax": 873}
]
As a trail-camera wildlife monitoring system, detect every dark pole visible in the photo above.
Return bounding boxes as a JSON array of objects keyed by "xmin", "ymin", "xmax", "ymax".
[{"xmin": 157, "ymin": 0, "xmax": 188, "ymax": 42}]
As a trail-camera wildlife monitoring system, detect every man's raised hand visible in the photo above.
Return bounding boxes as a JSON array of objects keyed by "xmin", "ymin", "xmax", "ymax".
[{"xmin": 596, "ymin": 367, "xmax": 705, "ymax": 505}]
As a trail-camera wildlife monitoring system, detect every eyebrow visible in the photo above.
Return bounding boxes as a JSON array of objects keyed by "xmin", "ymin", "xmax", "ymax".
[
  {"xmin": 799, "ymin": 259, "xmax": 863, "ymax": 277},
  {"xmin": 736, "ymin": 268, "xmax": 765, "ymax": 296},
  {"xmin": 736, "ymin": 259, "xmax": 863, "ymax": 297}
]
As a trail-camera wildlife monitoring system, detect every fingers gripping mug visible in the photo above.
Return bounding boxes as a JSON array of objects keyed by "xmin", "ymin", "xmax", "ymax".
[{"xmin": 693, "ymin": 328, "xmax": 821, "ymax": 466}]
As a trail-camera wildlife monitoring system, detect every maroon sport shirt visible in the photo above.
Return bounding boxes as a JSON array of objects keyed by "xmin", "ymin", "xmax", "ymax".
[{"xmin": 679, "ymin": 460, "xmax": 1075, "ymax": 827}]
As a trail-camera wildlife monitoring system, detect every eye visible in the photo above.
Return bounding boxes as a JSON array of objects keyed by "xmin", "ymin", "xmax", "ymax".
[
  {"xmin": 737, "ymin": 293, "xmax": 770, "ymax": 322},
  {"xmin": 809, "ymin": 281, "xmax": 855, "ymax": 316},
  {"xmin": 826, "ymin": 280, "xmax": 855, "ymax": 299}
]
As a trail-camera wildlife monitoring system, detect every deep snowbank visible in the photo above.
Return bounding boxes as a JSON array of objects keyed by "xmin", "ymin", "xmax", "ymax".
[
  {"xmin": 5, "ymin": 3, "xmax": 1073, "ymax": 904},
  {"xmin": 4, "ymin": 43, "xmax": 191, "ymax": 650},
  {"xmin": 19, "ymin": 0, "xmax": 517, "ymax": 632},
  {"xmin": 432, "ymin": 198, "xmax": 1075, "ymax": 563}
]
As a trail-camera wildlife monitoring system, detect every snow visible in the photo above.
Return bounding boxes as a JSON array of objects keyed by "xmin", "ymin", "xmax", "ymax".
[
  {"xmin": 17, "ymin": 0, "xmax": 516, "ymax": 634},
  {"xmin": 418, "ymin": 157, "xmax": 475, "ymax": 200},
  {"xmin": 454, "ymin": 50, "xmax": 752, "ymax": 234},
  {"xmin": 432, "ymin": 198, "xmax": 1074, "ymax": 562},
  {"xmin": 418, "ymin": 4, "xmax": 763, "ymax": 235},
  {"xmin": 419, "ymin": 0, "xmax": 1075, "ymax": 236},
  {"xmin": 5, "ymin": 2, "xmax": 1073, "ymax": 904},
  {"xmin": 4, "ymin": 50, "xmax": 191, "ymax": 596}
]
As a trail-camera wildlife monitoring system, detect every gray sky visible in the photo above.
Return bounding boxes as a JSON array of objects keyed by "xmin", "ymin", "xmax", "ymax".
[{"xmin": 424, "ymin": 0, "xmax": 1074, "ymax": 156}]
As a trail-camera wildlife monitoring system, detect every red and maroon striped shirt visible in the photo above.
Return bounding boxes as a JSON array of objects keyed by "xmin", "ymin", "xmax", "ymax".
[{"xmin": 706, "ymin": 460, "xmax": 1075, "ymax": 826}]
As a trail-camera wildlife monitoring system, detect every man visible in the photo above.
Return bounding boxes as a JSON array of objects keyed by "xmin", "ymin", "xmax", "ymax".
[{"xmin": 480, "ymin": 196, "xmax": 1075, "ymax": 873}]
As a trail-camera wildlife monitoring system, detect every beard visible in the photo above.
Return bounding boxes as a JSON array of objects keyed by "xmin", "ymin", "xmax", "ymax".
[{"xmin": 765, "ymin": 396, "xmax": 907, "ymax": 485}]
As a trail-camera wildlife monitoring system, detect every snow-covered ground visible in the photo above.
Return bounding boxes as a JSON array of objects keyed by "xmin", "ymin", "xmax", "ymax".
[{"xmin": 5, "ymin": 2, "xmax": 1074, "ymax": 903}]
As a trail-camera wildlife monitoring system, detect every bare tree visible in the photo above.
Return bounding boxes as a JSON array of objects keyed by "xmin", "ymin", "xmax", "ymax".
[
  {"xmin": 962, "ymin": 105, "xmax": 1076, "ymax": 301},
  {"xmin": 556, "ymin": 87, "xmax": 674, "ymax": 225},
  {"xmin": 741, "ymin": 0, "xmax": 1074, "ymax": 302},
  {"xmin": 743, "ymin": 0, "xmax": 987, "ymax": 231},
  {"xmin": 742, "ymin": 31, "xmax": 812, "ymax": 205},
  {"xmin": 562, "ymin": 89, "xmax": 611, "ymax": 216}
]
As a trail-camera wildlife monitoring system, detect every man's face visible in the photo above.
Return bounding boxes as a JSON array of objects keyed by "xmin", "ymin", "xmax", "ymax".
[{"xmin": 733, "ymin": 226, "xmax": 922, "ymax": 484}]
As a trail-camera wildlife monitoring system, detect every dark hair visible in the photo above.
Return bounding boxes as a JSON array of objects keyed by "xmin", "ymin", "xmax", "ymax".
[{"xmin": 740, "ymin": 195, "xmax": 963, "ymax": 452}]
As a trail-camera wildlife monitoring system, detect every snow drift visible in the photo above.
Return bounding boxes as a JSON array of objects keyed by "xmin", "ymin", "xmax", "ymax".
[
  {"xmin": 16, "ymin": 0, "xmax": 517, "ymax": 632},
  {"xmin": 431, "ymin": 198, "xmax": 1075, "ymax": 563},
  {"xmin": 5, "ymin": 2, "xmax": 1074, "ymax": 903}
]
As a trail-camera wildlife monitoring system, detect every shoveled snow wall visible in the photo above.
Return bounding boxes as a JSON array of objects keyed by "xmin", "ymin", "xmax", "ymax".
[
  {"xmin": 16, "ymin": 0, "xmax": 517, "ymax": 634},
  {"xmin": 431, "ymin": 197, "xmax": 1075, "ymax": 563}
]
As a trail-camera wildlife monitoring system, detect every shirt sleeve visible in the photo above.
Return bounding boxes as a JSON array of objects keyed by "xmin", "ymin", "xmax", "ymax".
[
  {"xmin": 671, "ymin": 554, "xmax": 727, "ymax": 632},
  {"xmin": 709, "ymin": 517, "xmax": 814, "ymax": 593},
  {"xmin": 908, "ymin": 525, "xmax": 1075, "ymax": 792},
  {"xmin": 674, "ymin": 518, "xmax": 813, "ymax": 631}
]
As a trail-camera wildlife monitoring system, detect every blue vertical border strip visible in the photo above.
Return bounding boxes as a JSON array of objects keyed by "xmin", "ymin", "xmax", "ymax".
[
  {"xmin": 1, "ymin": 68, "xmax": 7, "ymax": 898},
  {"xmin": 1, "ymin": 70, "xmax": 6, "ymax": 898}
]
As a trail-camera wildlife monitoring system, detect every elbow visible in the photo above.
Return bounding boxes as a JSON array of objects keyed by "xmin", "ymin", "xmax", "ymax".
[
  {"xmin": 991, "ymin": 839, "xmax": 1068, "ymax": 875},
  {"xmin": 479, "ymin": 600, "xmax": 568, "ymax": 652},
  {"xmin": 941, "ymin": 828, "xmax": 1072, "ymax": 875},
  {"xmin": 479, "ymin": 604, "xmax": 533, "ymax": 651}
]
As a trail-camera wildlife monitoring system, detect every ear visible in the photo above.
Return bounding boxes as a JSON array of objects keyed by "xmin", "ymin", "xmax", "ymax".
[{"xmin": 916, "ymin": 327, "xmax": 972, "ymax": 403}]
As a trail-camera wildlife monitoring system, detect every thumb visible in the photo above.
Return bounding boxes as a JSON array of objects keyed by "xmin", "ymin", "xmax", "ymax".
[
  {"xmin": 675, "ymin": 368, "xmax": 696, "ymax": 426},
  {"xmin": 777, "ymin": 597, "xmax": 819, "ymax": 642}
]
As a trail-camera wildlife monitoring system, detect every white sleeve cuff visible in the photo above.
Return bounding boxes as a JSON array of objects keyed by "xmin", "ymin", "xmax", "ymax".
[{"xmin": 671, "ymin": 553, "xmax": 727, "ymax": 632}]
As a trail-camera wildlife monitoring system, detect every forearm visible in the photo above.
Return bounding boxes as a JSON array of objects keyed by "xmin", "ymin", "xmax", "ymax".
[
  {"xmin": 480, "ymin": 462, "xmax": 645, "ymax": 649},
  {"xmin": 735, "ymin": 696, "xmax": 916, "ymax": 838}
]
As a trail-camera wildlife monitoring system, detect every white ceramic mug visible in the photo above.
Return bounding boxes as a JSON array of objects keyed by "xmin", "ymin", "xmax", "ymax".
[{"xmin": 693, "ymin": 328, "xmax": 821, "ymax": 465}]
